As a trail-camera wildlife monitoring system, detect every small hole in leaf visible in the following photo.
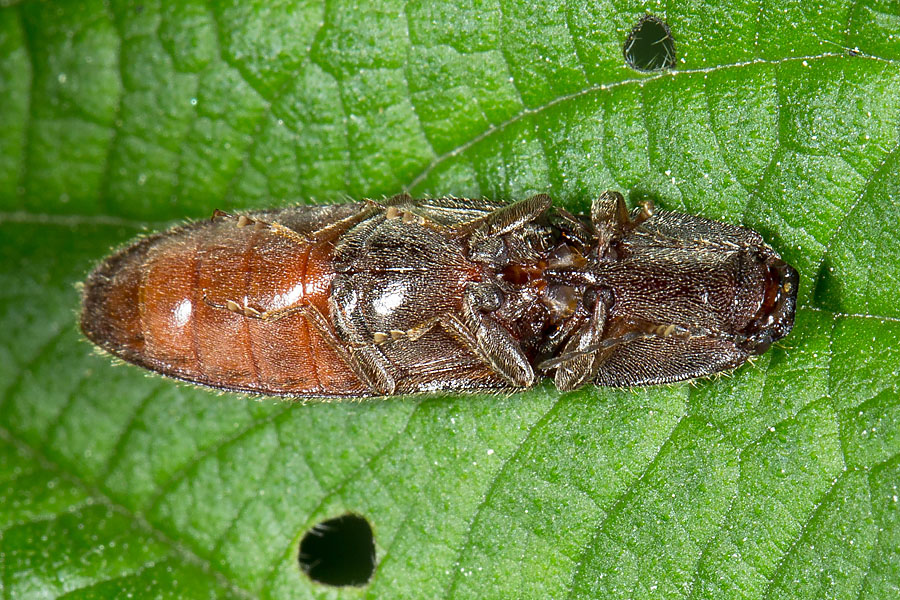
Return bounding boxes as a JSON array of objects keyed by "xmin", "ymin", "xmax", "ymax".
[
  {"xmin": 624, "ymin": 14, "xmax": 676, "ymax": 72},
  {"xmin": 298, "ymin": 514, "xmax": 376, "ymax": 587}
]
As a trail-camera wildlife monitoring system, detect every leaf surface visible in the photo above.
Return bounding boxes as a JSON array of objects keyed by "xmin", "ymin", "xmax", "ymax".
[{"xmin": 1, "ymin": 0, "xmax": 899, "ymax": 598}]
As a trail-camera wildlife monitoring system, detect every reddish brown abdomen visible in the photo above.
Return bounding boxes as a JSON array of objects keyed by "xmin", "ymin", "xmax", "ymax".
[{"xmin": 81, "ymin": 220, "xmax": 367, "ymax": 396}]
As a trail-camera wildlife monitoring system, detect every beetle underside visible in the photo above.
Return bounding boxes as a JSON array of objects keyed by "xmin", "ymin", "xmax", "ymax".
[{"xmin": 81, "ymin": 192, "xmax": 798, "ymax": 397}]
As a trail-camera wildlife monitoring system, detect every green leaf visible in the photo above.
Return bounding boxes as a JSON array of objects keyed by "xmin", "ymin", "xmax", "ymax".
[{"xmin": 2, "ymin": 0, "xmax": 899, "ymax": 598}]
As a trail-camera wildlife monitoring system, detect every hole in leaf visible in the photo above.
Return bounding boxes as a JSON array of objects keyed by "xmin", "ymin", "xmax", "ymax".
[
  {"xmin": 298, "ymin": 513, "xmax": 376, "ymax": 587},
  {"xmin": 624, "ymin": 14, "xmax": 676, "ymax": 72}
]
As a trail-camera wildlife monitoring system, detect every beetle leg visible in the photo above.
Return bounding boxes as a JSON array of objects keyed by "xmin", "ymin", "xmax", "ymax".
[
  {"xmin": 367, "ymin": 192, "xmax": 413, "ymax": 209},
  {"xmin": 592, "ymin": 191, "xmax": 655, "ymax": 256},
  {"xmin": 456, "ymin": 194, "xmax": 552, "ymax": 265},
  {"xmin": 205, "ymin": 295, "xmax": 395, "ymax": 395},
  {"xmin": 547, "ymin": 291, "xmax": 612, "ymax": 391},
  {"xmin": 274, "ymin": 209, "xmax": 367, "ymax": 246},
  {"xmin": 211, "ymin": 209, "xmax": 261, "ymax": 228},
  {"xmin": 203, "ymin": 293, "xmax": 324, "ymax": 323},
  {"xmin": 460, "ymin": 282, "xmax": 535, "ymax": 387},
  {"xmin": 592, "ymin": 190, "xmax": 655, "ymax": 231},
  {"xmin": 375, "ymin": 193, "xmax": 443, "ymax": 227},
  {"xmin": 234, "ymin": 301, "xmax": 305, "ymax": 323},
  {"xmin": 225, "ymin": 194, "xmax": 418, "ymax": 250},
  {"xmin": 403, "ymin": 310, "xmax": 534, "ymax": 388},
  {"xmin": 537, "ymin": 311, "xmax": 584, "ymax": 355},
  {"xmin": 303, "ymin": 193, "xmax": 420, "ymax": 243},
  {"xmin": 366, "ymin": 192, "xmax": 419, "ymax": 219},
  {"xmin": 328, "ymin": 279, "xmax": 399, "ymax": 395},
  {"xmin": 281, "ymin": 303, "xmax": 394, "ymax": 395},
  {"xmin": 268, "ymin": 217, "xmax": 369, "ymax": 248},
  {"xmin": 479, "ymin": 192, "xmax": 552, "ymax": 236},
  {"xmin": 454, "ymin": 193, "xmax": 552, "ymax": 238},
  {"xmin": 384, "ymin": 282, "xmax": 532, "ymax": 388},
  {"xmin": 551, "ymin": 207, "xmax": 595, "ymax": 247},
  {"xmin": 211, "ymin": 209, "xmax": 320, "ymax": 247},
  {"xmin": 410, "ymin": 312, "xmax": 494, "ymax": 361},
  {"xmin": 592, "ymin": 191, "xmax": 628, "ymax": 255},
  {"xmin": 254, "ymin": 303, "xmax": 392, "ymax": 394}
]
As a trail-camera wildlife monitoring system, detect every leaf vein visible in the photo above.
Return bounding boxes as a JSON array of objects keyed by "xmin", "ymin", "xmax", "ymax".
[
  {"xmin": 145, "ymin": 403, "xmax": 293, "ymax": 514},
  {"xmin": 258, "ymin": 399, "xmax": 422, "ymax": 594},
  {"xmin": 0, "ymin": 426, "xmax": 254, "ymax": 599},
  {"xmin": 441, "ymin": 393, "xmax": 566, "ymax": 599},
  {"xmin": 565, "ymin": 413, "xmax": 687, "ymax": 600},
  {"xmin": 409, "ymin": 52, "xmax": 869, "ymax": 193},
  {"xmin": 760, "ymin": 470, "xmax": 845, "ymax": 600}
]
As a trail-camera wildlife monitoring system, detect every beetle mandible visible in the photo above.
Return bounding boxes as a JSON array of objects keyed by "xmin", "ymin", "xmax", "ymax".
[{"xmin": 81, "ymin": 192, "xmax": 798, "ymax": 397}]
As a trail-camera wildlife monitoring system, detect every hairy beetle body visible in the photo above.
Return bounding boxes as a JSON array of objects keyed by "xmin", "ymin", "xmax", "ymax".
[{"xmin": 81, "ymin": 193, "xmax": 797, "ymax": 397}]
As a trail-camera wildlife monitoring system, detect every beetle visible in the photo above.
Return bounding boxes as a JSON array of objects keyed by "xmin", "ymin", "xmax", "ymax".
[{"xmin": 80, "ymin": 192, "xmax": 798, "ymax": 397}]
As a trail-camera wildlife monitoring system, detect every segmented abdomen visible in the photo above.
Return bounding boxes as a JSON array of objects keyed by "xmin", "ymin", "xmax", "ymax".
[{"xmin": 81, "ymin": 218, "xmax": 367, "ymax": 396}]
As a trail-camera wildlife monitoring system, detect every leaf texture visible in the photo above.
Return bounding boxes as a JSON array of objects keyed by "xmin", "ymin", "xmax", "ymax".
[{"xmin": 1, "ymin": 0, "xmax": 899, "ymax": 598}]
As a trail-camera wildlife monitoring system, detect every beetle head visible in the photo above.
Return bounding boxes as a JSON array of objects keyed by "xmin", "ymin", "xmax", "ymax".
[{"xmin": 738, "ymin": 256, "xmax": 798, "ymax": 355}]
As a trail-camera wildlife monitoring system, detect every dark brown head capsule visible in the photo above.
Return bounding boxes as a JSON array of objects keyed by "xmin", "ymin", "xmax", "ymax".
[
  {"xmin": 739, "ymin": 257, "xmax": 798, "ymax": 355},
  {"xmin": 81, "ymin": 193, "xmax": 797, "ymax": 397}
]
